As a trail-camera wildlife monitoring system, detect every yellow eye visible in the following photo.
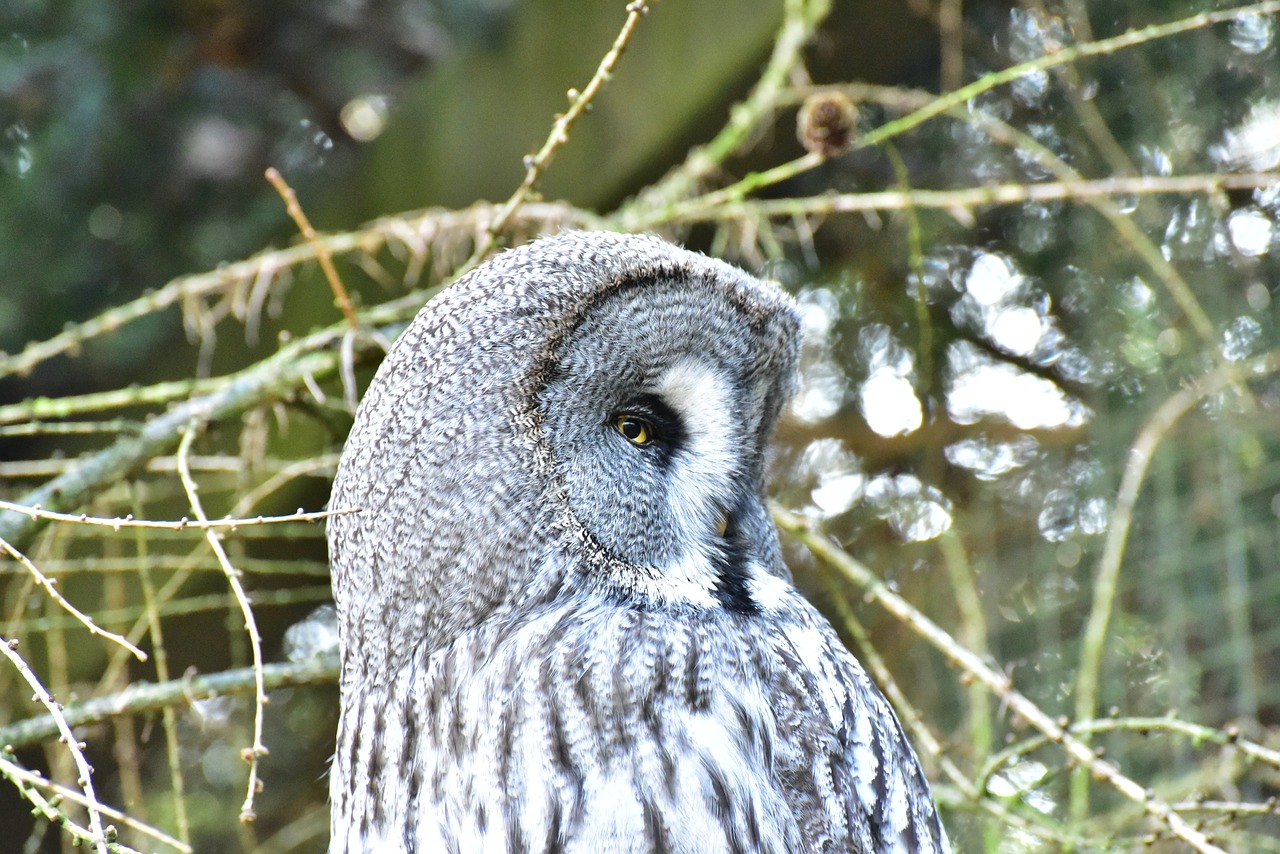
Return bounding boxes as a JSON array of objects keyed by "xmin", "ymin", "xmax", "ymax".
[{"xmin": 614, "ymin": 415, "xmax": 653, "ymax": 446}]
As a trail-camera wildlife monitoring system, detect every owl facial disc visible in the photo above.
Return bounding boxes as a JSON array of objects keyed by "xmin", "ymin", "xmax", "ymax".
[{"xmin": 537, "ymin": 276, "xmax": 795, "ymax": 614}]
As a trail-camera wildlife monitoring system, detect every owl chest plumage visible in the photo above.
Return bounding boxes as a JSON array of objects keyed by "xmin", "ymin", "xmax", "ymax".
[
  {"xmin": 331, "ymin": 576, "xmax": 944, "ymax": 854},
  {"xmin": 328, "ymin": 232, "xmax": 948, "ymax": 852}
]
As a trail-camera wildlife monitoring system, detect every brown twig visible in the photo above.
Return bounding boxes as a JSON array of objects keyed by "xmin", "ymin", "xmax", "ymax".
[
  {"xmin": 265, "ymin": 167, "xmax": 358, "ymax": 328},
  {"xmin": 474, "ymin": 1, "xmax": 653, "ymax": 260}
]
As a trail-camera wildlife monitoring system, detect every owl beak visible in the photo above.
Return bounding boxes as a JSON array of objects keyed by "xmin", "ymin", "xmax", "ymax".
[{"xmin": 714, "ymin": 512, "xmax": 729, "ymax": 537}]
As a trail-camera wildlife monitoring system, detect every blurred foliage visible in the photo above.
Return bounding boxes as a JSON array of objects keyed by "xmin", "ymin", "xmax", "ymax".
[{"xmin": 2, "ymin": 0, "xmax": 1280, "ymax": 851}]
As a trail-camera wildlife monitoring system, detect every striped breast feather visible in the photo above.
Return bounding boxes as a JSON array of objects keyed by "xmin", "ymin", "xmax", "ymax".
[
  {"xmin": 769, "ymin": 602, "xmax": 951, "ymax": 854},
  {"xmin": 333, "ymin": 575, "xmax": 950, "ymax": 853}
]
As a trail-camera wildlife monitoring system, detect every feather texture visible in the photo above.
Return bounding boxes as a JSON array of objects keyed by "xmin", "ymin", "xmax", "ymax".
[{"xmin": 328, "ymin": 232, "xmax": 949, "ymax": 852}]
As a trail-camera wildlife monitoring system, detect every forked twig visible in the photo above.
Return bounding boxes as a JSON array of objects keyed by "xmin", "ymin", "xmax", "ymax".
[
  {"xmin": 0, "ymin": 752, "xmax": 189, "ymax": 853},
  {"xmin": 174, "ymin": 423, "xmax": 268, "ymax": 823},
  {"xmin": 475, "ymin": 1, "xmax": 653, "ymax": 259},
  {"xmin": 0, "ymin": 536, "xmax": 146, "ymax": 661},
  {"xmin": 0, "ymin": 638, "xmax": 111, "ymax": 854}
]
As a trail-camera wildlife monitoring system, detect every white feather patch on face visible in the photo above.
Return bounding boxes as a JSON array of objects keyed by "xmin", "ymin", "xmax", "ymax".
[
  {"xmin": 648, "ymin": 358, "xmax": 740, "ymax": 604},
  {"xmin": 653, "ymin": 358, "xmax": 739, "ymax": 538}
]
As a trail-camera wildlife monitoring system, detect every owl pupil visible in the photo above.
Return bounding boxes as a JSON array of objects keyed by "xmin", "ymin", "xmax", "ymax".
[{"xmin": 615, "ymin": 416, "xmax": 652, "ymax": 445}]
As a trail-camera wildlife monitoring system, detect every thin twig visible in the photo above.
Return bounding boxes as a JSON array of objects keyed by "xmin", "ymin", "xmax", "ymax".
[
  {"xmin": 772, "ymin": 504, "xmax": 1229, "ymax": 854},
  {"xmin": 19, "ymin": 586, "xmax": 334, "ymax": 641},
  {"xmin": 129, "ymin": 487, "xmax": 190, "ymax": 847},
  {"xmin": 229, "ymin": 455, "xmax": 342, "ymax": 519},
  {"xmin": 654, "ymin": 172, "xmax": 1280, "ymax": 223},
  {"xmin": 619, "ymin": 0, "xmax": 834, "ymax": 223},
  {"xmin": 883, "ymin": 141, "xmax": 934, "ymax": 406},
  {"xmin": 981, "ymin": 714, "xmax": 1280, "ymax": 791},
  {"xmin": 937, "ymin": 0, "xmax": 964, "ymax": 91},
  {"xmin": 264, "ymin": 167, "xmax": 358, "ymax": 328},
  {"xmin": 0, "ymin": 753, "xmax": 189, "ymax": 853},
  {"xmin": 0, "ymin": 379, "xmax": 215, "ymax": 427},
  {"xmin": 1071, "ymin": 350, "xmax": 1280, "ymax": 814},
  {"xmin": 0, "ymin": 453, "xmax": 335, "ymax": 482},
  {"xmin": 474, "ymin": 0, "xmax": 653, "ymax": 260},
  {"xmin": 662, "ymin": 150, "xmax": 825, "ymax": 217},
  {"xmin": 0, "ymin": 499, "xmax": 352, "ymax": 532},
  {"xmin": 175, "ymin": 423, "xmax": 268, "ymax": 823},
  {"xmin": 0, "ymin": 420, "xmax": 139, "ymax": 437},
  {"xmin": 0, "ymin": 536, "xmax": 147, "ymax": 661},
  {"xmin": 0, "ymin": 638, "xmax": 110, "ymax": 854}
]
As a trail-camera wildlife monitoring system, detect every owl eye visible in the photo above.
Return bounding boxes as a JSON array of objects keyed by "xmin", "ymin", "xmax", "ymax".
[
  {"xmin": 610, "ymin": 395, "xmax": 683, "ymax": 452},
  {"xmin": 614, "ymin": 415, "xmax": 654, "ymax": 446}
]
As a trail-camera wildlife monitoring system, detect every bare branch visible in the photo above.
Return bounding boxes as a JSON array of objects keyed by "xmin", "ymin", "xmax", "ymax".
[{"xmin": 0, "ymin": 638, "xmax": 111, "ymax": 854}]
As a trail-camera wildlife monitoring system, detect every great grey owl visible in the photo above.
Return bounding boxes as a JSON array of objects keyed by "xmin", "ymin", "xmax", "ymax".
[{"xmin": 328, "ymin": 231, "xmax": 949, "ymax": 852}]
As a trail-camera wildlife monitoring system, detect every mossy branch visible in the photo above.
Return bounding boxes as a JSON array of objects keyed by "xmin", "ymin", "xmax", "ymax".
[{"xmin": 0, "ymin": 656, "xmax": 338, "ymax": 751}]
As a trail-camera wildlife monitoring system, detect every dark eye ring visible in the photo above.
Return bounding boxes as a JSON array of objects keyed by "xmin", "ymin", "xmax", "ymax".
[{"xmin": 614, "ymin": 415, "xmax": 654, "ymax": 446}]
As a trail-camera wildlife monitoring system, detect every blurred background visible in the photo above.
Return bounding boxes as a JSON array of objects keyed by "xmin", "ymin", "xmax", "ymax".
[{"xmin": 1, "ymin": 0, "xmax": 1279, "ymax": 850}]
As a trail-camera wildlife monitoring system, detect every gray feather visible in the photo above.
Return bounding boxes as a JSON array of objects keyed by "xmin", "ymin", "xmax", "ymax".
[{"xmin": 328, "ymin": 231, "xmax": 950, "ymax": 853}]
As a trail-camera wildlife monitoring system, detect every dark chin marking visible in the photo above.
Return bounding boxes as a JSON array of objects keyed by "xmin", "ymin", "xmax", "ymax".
[{"xmin": 711, "ymin": 535, "xmax": 759, "ymax": 615}]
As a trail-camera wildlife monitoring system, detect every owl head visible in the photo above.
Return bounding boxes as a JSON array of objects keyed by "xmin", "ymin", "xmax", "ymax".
[{"xmin": 328, "ymin": 231, "xmax": 801, "ymax": 668}]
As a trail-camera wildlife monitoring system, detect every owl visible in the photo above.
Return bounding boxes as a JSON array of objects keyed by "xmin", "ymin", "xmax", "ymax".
[{"xmin": 327, "ymin": 231, "xmax": 949, "ymax": 853}]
